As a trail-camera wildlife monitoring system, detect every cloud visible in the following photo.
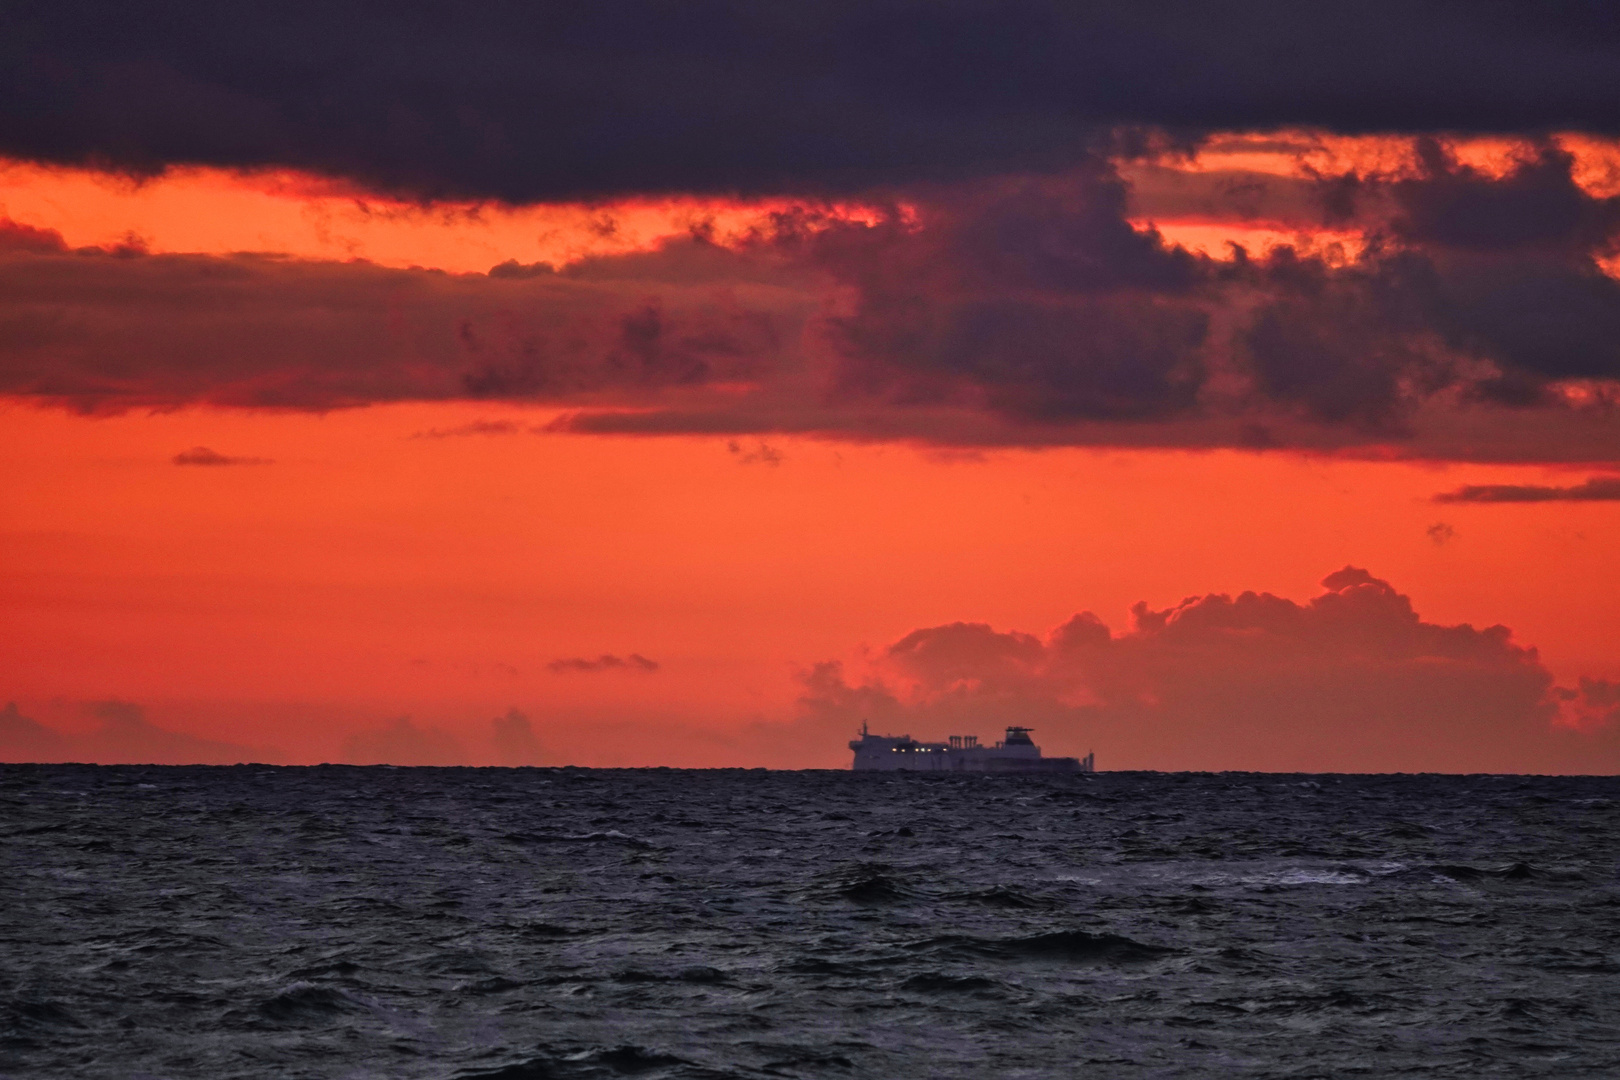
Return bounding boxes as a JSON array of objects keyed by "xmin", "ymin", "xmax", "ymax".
[
  {"xmin": 789, "ymin": 154, "xmax": 1620, "ymax": 437},
  {"xmin": 1390, "ymin": 141, "xmax": 1620, "ymax": 255},
  {"xmin": 1426, "ymin": 522, "xmax": 1456, "ymax": 544},
  {"xmin": 798, "ymin": 568, "xmax": 1620, "ymax": 773},
  {"xmin": 1434, "ymin": 476, "xmax": 1620, "ymax": 503},
  {"xmin": 0, "ymin": 699, "xmax": 260, "ymax": 764},
  {"xmin": 82, "ymin": 700, "xmax": 260, "ymax": 764},
  {"xmin": 408, "ymin": 420, "xmax": 527, "ymax": 439},
  {"xmin": 727, "ymin": 439, "xmax": 783, "ymax": 466},
  {"xmin": 3, "ymin": 140, "xmax": 1620, "ymax": 463},
  {"xmin": 490, "ymin": 707, "xmax": 544, "ymax": 766},
  {"xmin": 0, "ymin": 701, "xmax": 71, "ymax": 762},
  {"xmin": 0, "ymin": 219, "xmax": 70, "ymax": 253},
  {"xmin": 340, "ymin": 717, "xmax": 467, "ymax": 766},
  {"xmin": 0, "ymin": 234, "xmax": 805, "ymax": 413},
  {"xmin": 9, "ymin": 5, "xmax": 1620, "ymax": 201},
  {"xmin": 805, "ymin": 172, "xmax": 1212, "ymax": 424},
  {"xmin": 1286, "ymin": 142, "xmax": 1620, "ymax": 399},
  {"xmin": 172, "ymin": 446, "xmax": 272, "ymax": 466},
  {"xmin": 1554, "ymin": 678, "xmax": 1620, "ymax": 733},
  {"xmin": 547, "ymin": 654, "xmax": 660, "ymax": 674}
]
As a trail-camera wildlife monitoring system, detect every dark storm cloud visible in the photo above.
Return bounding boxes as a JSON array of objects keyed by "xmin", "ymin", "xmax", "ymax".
[
  {"xmin": 5, "ymin": 144, "xmax": 1620, "ymax": 460},
  {"xmin": 1434, "ymin": 476, "xmax": 1620, "ymax": 502},
  {"xmin": 799, "ymin": 153, "xmax": 1620, "ymax": 434},
  {"xmin": 1279, "ymin": 143, "xmax": 1620, "ymax": 396},
  {"xmin": 1355, "ymin": 151, "xmax": 1620, "ymax": 394},
  {"xmin": 798, "ymin": 568, "xmax": 1620, "ymax": 773},
  {"xmin": 1235, "ymin": 250, "xmax": 1447, "ymax": 427},
  {"xmin": 1391, "ymin": 142, "xmax": 1620, "ymax": 253},
  {"xmin": 1230, "ymin": 144, "xmax": 1620, "ymax": 423},
  {"xmin": 547, "ymin": 654, "xmax": 661, "ymax": 674},
  {"xmin": 0, "ymin": 232, "xmax": 802, "ymax": 412},
  {"xmin": 8, "ymin": 3, "xmax": 1620, "ymax": 201},
  {"xmin": 805, "ymin": 173, "xmax": 1212, "ymax": 424}
]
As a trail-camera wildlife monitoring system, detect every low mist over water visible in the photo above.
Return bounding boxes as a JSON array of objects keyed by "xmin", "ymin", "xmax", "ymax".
[{"xmin": 4, "ymin": 766, "xmax": 1618, "ymax": 1078}]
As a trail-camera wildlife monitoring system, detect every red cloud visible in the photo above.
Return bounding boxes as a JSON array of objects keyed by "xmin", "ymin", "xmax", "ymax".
[
  {"xmin": 547, "ymin": 654, "xmax": 660, "ymax": 674},
  {"xmin": 799, "ymin": 569, "xmax": 1619, "ymax": 773},
  {"xmin": 0, "ymin": 700, "xmax": 261, "ymax": 765},
  {"xmin": 1435, "ymin": 476, "xmax": 1620, "ymax": 503},
  {"xmin": 173, "ymin": 446, "xmax": 272, "ymax": 466}
]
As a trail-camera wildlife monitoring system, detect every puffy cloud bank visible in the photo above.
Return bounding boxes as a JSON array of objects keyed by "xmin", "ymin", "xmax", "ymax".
[
  {"xmin": 799, "ymin": 569, "xmax": 1620, "ymax": 773},
  {"xmin": 4, "ymin": 576, "xmax": 1616, "ymax": 772}
]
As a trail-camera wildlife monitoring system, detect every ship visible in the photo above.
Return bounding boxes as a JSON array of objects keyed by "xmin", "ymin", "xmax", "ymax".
[{"xmin": 849, "ymin": 723, "xmax": 1093, "ymax": 773}]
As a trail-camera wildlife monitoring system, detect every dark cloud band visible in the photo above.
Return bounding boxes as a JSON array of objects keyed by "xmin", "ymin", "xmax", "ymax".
[
  {"xmin": 547, "ymin": 654, "xmax": 661, "ymax": 674},
  {"xmin": 1434, "ymin": 476, "xmax": 1620, "ymax": 502},
  {"xmin": 5, "ymin": 138, "xmax": 1620, "ymax": 463},
  {"xmin": 9, "ymin": 2, "xmax": 1620, "ymax": 200}
]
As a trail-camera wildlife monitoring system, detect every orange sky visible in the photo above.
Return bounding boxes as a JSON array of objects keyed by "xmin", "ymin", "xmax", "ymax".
[
  {"xmin": 6, "ymin": 399, "xmax": 1618, "ymax": 766},
  {"xmin": 4, "ymin": 142, "xmax": 1620, "ymax": 769}
]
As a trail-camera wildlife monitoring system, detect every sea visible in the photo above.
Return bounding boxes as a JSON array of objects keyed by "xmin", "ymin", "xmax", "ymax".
[{"xmin": 3, "ymin": 765, "xmax": 1618, "ymax": 1079}]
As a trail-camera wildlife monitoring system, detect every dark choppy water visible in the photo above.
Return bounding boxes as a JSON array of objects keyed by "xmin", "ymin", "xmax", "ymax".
[{"xmin": 4, "ymin": 766, "xmax": 1619, "ymax": 1079}]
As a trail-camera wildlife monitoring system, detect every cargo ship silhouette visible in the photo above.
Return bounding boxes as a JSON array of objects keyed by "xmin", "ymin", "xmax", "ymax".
[{"xmin": 850, "ymin": 723, "xmax": 1093, "ymax": 772}]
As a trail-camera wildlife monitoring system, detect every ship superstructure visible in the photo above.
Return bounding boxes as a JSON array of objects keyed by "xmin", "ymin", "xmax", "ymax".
[{"xmin": 849, "ymin": 723, "xmax": 1093, "ymax": 773}]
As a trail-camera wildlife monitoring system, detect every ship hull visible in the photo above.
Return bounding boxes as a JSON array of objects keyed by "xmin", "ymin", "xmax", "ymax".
[
  {"xmin": 849, "ymin": 729, "xmax": 1093, "ymax": 772},
  {"xmin": 851, "ymin": 754, "xmax": 1085, "ymax": 773}
]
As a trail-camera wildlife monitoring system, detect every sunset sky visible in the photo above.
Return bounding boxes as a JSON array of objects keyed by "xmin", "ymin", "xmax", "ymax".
[{"xmin": 4, "ymin": 3, "xmax": 1620, "ymax": 770}]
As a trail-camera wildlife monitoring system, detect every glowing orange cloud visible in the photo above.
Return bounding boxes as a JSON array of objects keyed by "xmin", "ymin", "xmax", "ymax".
[
  {"xmin": 0, "ymin": 159, "xmax": 885, "ymax": 272},
  {"xmin": 1171, "ymin": 131, "xmax": 1620, "ymax": 193},
  {"xmin": 7, "ymin": 130, "xmax": 1620, "ymax": 274}
]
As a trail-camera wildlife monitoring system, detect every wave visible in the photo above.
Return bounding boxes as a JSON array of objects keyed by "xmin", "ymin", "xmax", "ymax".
[
  {"xmin": 1382, "ymin": 861, "xmax": 1585, "ymax": 885},
  {"xmin": 613, "ymin": 966, "xmax": 728, "ymax": 985},
  {"xmin": 900, "ymin": 973, "xmax": 1002, "ymax": 993},
  {"xmin": 951, "ymin": 885, "xmax": 1052, "ymax": 909},
  {"xmin": 810, "ymin": 862, "xmax": 921, "ymax": 904},
  {"xmin": 255, "ymin": 984, "xmax": 362, "ymax": 1025},
  {"xmin": 501, "ymin": 830, "xmax": 659, "ymax": 850},
  {"xmin": 456, "ymin": 1044, "xmax": 740, "ymax": 1079},
  {"xmin": 909, "ymin": 930, "xmax": 1177, "ymax": 965},
  {"xmin": 0, "ymin": 997, "xmax": 85, "ymax": 1047}
]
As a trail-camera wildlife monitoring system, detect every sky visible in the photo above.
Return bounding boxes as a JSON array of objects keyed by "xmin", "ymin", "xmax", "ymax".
[{"xmin": 3, "ymin": 2, "xmax": 1620, "ymax": 770}]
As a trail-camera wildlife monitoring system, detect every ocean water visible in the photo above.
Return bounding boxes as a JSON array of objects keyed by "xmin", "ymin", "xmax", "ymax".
[{"xmin": 3, "ymin": 766, "xmax": 1619, "ymax": 1079}]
